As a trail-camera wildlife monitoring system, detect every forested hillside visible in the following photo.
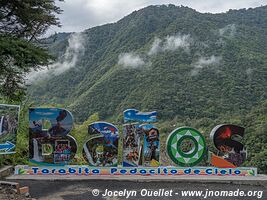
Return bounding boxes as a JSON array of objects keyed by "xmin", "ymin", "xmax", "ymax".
[{"xmin": 27, "ymin": 5, "xmax": 267, "ymax": 172}]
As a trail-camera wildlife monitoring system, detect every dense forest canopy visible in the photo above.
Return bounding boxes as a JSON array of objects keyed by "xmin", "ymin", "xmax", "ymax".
[{"xmin": 29, "ymin": 5, "xmax": 267, "ymax": 122}]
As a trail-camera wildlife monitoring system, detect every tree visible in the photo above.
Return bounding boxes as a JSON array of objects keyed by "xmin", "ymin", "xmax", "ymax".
[{"xmin": 0, "ymin": 0, "xmax": 64, "ymax": 101}]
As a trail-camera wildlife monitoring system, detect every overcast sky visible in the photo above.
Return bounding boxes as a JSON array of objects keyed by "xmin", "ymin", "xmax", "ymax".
[{"xmin": 47, "ymin": 0, "xmax": 267, "ymax": 35}]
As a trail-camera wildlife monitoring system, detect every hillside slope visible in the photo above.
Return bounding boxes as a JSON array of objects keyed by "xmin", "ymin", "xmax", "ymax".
[{"xmin": 29, "ymin": 5, "xmax": 267, "ymax": 123}]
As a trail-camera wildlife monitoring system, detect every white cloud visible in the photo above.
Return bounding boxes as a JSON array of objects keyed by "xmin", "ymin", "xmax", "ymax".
[
  {"xmin": 190, "ymin": 55, "xmax": 222, "ymax": 76},
  {"xmin": 219, "ymin": 24, "xmax": 236, "ymax": 37},
  {"xmin": 163, "ymin": 34, "xmax": 191, "ymax": 51},
  {"xmin": 148, "ymin": 37, "xmax": 162, "ymax": 55},
  {"xmin": 246, "ymin": 68, "xmax": 253, "ymax": 75},
  {"xmin": 118, "ymin": 53, "xmax": 145, "ymax": 68},
  {"xmin": 119, "ymin": 34, "xmax": 191, "ymax": 69},
  {"xmin": 53, "ymin": 32, "xmax": 85, "ymax": 75},
  {"xmin": 26, "ymin": 66, "xmax": 50, "ymax": 83},
  {"xmin": 148, "ymin": 34, "xmax": 192, "ymax": 55},
  {"xmin": 26, "ymin": 32, "xmax": 85, "ymax": 83}
]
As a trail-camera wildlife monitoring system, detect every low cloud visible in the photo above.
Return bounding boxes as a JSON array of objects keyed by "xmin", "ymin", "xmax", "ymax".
[
  {"xmin": 27, "ymin": 33, "xmax": 85, "ymax": 83},
  {"xmin": 246, "ymin": 68, "xmax": 253, "ymax": 75},
  {"xmin": 119, "ymin": 34, "xmax": 192, "ymax": 69},
  {"xmin": 219, "ymin": 24, "xmax": 236, "ymax": 37},
  {"xmin": 246, "ymin": 68, "xmax": 253, "ymax": 81},
  {"xmin": 53, "ymin": 32, "xmax": 85, "ymax": 75},
  {"xmin": 148, "ymin": 37, "xmax": 162, "ymax": 55},
  {"xmin": 190, "ymin": 55, "xmax": 222, "ymax": 76},
  {"xmin": 118, "ymin": 53, "xmax": 145, "ymax": 68},
  {"xmin": 163, "ymin": 34, "xmax": 191, "ymax": 51},
  {"xmin": 148, "ymin": 34, "xmax": 192, "ymax": 55}
]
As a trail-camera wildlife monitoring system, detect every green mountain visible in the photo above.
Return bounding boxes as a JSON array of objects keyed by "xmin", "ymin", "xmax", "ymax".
[
  {"xmin": 29, "ymin": 5, "xmax": 267, "ymax": 123},
  {"xmin": 27, "ymin": 5, "xmax": 267, "ymax": 172}
]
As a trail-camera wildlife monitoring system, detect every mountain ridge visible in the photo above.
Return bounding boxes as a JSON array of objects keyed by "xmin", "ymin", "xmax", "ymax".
[{"xmin": 29, "ymin": 4, "xmax": 267, "ymax": 122}]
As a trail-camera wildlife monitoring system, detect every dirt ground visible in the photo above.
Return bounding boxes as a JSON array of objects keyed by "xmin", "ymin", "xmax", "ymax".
[{"xmin": 0, "ymin": 185, "xmax": 34, "ymax": 200}]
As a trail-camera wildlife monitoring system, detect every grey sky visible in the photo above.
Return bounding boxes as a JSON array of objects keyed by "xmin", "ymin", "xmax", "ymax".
[{"xmin": 47, "ymin": 0, "xmax": 267, "ymax": 35}]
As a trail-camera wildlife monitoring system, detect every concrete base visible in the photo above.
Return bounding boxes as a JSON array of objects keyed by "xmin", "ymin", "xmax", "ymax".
[
  {"xmin": 0, "ymin": 166, "xmax": 13, "ymax": 179},
  {"xmin": 6, "ymin": 174, "xmax": 267, "ymax": 187}
]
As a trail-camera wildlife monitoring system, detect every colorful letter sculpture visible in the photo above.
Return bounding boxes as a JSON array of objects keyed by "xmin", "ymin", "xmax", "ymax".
[
  {"xmin": 83, "ymin": 122, "xmax": 119, "ymax": 167},
  {"xmin": 124, "ymin": 109, "xmax": 157, "ymax": 123},
  {"xmin": 142, "ymin": 124, "xmax": 160, "ymax": 167},
  {"xmin": 24, "ymin": 107, "xmax": 250, "ymax": 170},
  {"xmin": 29, "ymin": 108, "xmax": 77, "ymax": 164},
  {"xmin": 166, "ymin": 127, "xmax": 206, "ymax": 167},
  {"xmin": 209, "ymin": 124, "xmax": 247, "ymax": 168},
  {"xmin": 123, "ymin": 109, "xmax": 160, "ymax": 167},
  {"xmin": 123, "ymin": 124, "xmax": 143, "ymax": 167},
  {"xmin": 0, "ymin": 104, "xmax": 20, "ymax": 154}
]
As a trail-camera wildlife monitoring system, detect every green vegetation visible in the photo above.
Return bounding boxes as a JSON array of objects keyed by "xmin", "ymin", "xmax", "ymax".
[
  {"xmin": 0, "ymin": 101, "xmax": 29, "ymax": 166},
  {"xmin": 0, "ymin": 5, "xmax": 266, "ymax": 173},
  {"xmin": 0, "ymin": 0, "xmax": 63, "ymax": 100}
]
